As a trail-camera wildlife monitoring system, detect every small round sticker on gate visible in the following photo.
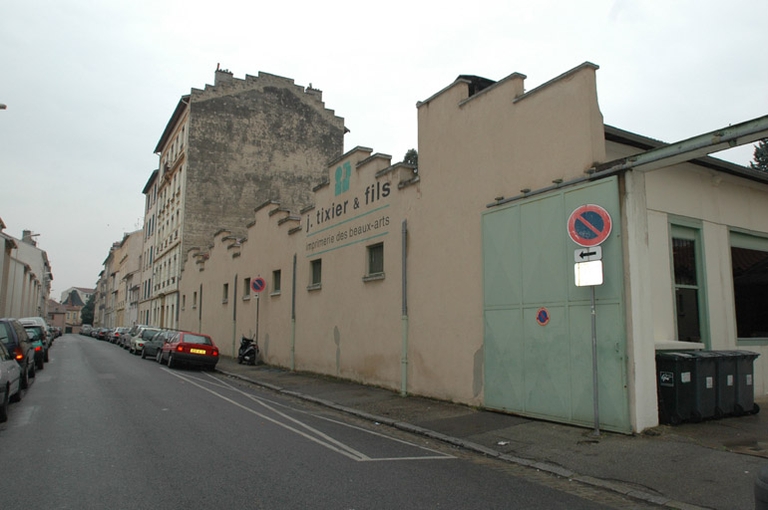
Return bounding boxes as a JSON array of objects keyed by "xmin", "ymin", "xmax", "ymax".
[{"xmin": 536, "ymin": 307, "xmax": 550, "ymax": 326}]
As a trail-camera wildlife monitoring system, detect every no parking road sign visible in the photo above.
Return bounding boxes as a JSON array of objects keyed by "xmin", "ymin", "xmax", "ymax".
[
  {"xmin": 251, "ymin": 276, "xmax": 266, "ymax": 293},
  {"xmin": 567, "ymin": 204, "xmax": 612, "ymax": 247}
]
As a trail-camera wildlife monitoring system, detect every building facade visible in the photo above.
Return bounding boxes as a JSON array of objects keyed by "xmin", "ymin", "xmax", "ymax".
[
  {"xmin": 141, "ymin": 68, "xmax": 346, "ymax": 330},
  {"xmin": 94, "ymin": 230, "xmax": 142, "ymax": 328},
  {"xmin": 175, "ymin": 62, "xmax": 768, "ymax": 433},
  {"xmin": 0, "ymin": 220, "xmax": 52, "ymax": 318}
]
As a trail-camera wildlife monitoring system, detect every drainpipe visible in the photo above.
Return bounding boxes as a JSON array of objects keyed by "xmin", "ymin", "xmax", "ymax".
[
  {"xmin": 401, "ymin": 220, "xmax": 408, "ymax": 396},
  {"xmin": 232, "ymin": 274, "xmax": 237, "ymax": 358},
  {"xmin": 198, "ymin": 284, "xmax": 203, "ymax": 333},
  {"xmin": 291, "ymin": 253, "xmax": 296, "ymax": 371}
]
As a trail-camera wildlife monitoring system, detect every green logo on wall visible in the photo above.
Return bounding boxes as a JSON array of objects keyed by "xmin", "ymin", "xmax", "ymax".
[{"xmin": 335, "ymin": 161, "xmax": 351, "ymax": 196}]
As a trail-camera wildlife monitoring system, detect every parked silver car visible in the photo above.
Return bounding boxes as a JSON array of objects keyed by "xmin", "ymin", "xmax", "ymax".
[
  {"xmin": 0, "ymin": 341, "xmax": 22, "ymax": 422},
  {"xmin": 129, "ymin": 327, "xmax": 161, "ymax": 355}
]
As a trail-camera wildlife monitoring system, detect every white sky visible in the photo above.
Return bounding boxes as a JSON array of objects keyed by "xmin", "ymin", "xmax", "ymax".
[{"xmin": 1, "ymin": 0, "xmax": 766, "ymax": 299}]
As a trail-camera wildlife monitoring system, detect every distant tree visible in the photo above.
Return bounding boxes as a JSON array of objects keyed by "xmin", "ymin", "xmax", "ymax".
[
  {"xmin": 751, "ymin": 139, "xmax": 768, "ymax": 172},
  {"xmin": 404, "ymin": 148, "xmax": 418, "ymax": 167},
  {"xmin": 80, "ymin": 293, "xmax": 95, "ymax": 325}
]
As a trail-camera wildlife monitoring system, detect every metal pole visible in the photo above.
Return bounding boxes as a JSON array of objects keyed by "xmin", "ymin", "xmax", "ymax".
[
  {"xmin": 291, "ymin": 254, "xmax": 296, "ymax": 371},
  {"xmin": 591, "ymin": 284, "xmax": 600, "ymax": 436},
  {"xmin": 255, "ymin": 293, "xmax": 260, "ymax": 345}
]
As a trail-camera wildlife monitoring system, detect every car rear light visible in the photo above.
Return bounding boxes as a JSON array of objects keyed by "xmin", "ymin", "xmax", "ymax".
[
  {"xmin": 14, "ymin": 347, "xmax": 23, "ymax": 361},
  {"xmin": 213, "ymin": 349, "xmax": 219, "ymax": 357},
  {"xmin": 176, "ymin": 345, "xmax": 184, "ymax": 352},
  {"xmin": 35, "ymin": 346, "xmax": 42, "ymax": 352}
]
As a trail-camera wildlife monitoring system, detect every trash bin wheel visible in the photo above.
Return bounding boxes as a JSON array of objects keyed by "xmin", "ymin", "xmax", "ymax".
[
  {"xmin": 669, "ymin": 413, "xmax": 682, "ymax": 425},
  {"xmin": 690, "ymin": 410, "xmax": 702, "ymax": 423},
  {"xmin": 735, "ymin": 404, "xmax": 746, "ymax": 416},
  {"xmin": 714, "ymin": 407, "xmax": 724, "ymax": 419},
  {"xmin": 752, "ymin": 403, "xmax": 761, "ymax": 415}
]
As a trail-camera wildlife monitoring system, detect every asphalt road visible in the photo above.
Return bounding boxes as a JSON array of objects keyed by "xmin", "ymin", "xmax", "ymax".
[{"xmin": 0, "ymin": 334, "xmax": 659, "ymax": 509}]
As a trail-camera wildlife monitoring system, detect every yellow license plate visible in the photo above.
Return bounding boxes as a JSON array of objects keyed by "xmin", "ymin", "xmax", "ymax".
[{"xmin": 190, "ymin": 348, "xmax": 206, "ymax": 354}]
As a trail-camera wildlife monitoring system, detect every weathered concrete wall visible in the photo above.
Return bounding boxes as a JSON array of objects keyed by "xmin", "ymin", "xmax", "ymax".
[{"xmin": 183, "ymin": 72, "xmax": 345, "ymax": 262}]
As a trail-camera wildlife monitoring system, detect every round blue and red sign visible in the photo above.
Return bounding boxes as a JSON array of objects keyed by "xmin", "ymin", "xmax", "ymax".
[
  {"xmin": 536, "ymin": 307, "xmax": 550, "ymax": 326},
  {"xmin": 251, "ymin": 277, "xmax": 266, "ymax": 293},
  {"xmin": 567, "ymin": 204, "xmax": 612, "ymax": 247}
]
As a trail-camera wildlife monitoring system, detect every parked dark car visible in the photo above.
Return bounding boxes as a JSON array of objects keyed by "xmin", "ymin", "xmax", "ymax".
[
  {"xmin": 159, "ymin": 331, "xmax": 219, "ymax": 370},
  {"xmin": 0, "ymin": 318, "xmax": 35, "ymax": 389},
  {"xmin": 141, "ymin": 330, "xmax": 169, "ymax": 360},
  {"xmin": 22, "ymin": 324, "xmax": 47, "ymax": 370},
  {"xmin": 0, "ymin": 342, "xmax": 22, "ymax": 422},
  {"xmin": 97, "ymin": 328, "xmax": 111, "ymax": 341},
  {"xmin": 111, "ymin": 327, "xmax": 130, "ymax": 345},
  {"xmin": 19, "ymin": 316, "xmax": 50, "ymax": 351}
]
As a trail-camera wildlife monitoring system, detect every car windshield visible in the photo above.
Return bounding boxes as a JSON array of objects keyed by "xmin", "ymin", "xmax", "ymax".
[
  {"xmin": 183, "ymin": 334, "xmax": 212, "ymax": 345},
  {"xmin": 24, "ymin": 327, "xmax": 42, "ymax": 340}
]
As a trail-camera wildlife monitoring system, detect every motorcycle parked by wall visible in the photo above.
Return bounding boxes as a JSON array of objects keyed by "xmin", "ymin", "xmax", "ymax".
[{"xmin": 237, "ymin": 336, "xmax": 260, "ymax": 365}]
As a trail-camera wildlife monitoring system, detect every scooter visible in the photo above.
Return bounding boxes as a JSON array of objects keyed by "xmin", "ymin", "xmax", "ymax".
[{"xmin": 237, "ymin": 336, "xmax": 260, "ymax": 365}]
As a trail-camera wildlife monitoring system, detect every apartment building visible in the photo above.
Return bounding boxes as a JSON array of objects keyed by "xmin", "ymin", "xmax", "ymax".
[
  {"xmin": 95, "ymin": 230, "xmax": 142, "ymax": 328},
  {"xmin": 0, "ymin": 220, "xmax": 52, "ymax": 318},
  {"xmin": 140, "ymin": 67, "xmax": 345, "ymax": 329}
]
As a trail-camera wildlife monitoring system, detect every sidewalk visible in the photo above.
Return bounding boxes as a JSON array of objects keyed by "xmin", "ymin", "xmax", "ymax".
[{"xmin": 215, "ymin": 356, "xmax": 767, "ymax": 510}]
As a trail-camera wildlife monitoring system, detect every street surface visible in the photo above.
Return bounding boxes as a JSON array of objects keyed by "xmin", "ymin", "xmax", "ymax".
[{"xmin": 0, "ymin": 334, "xmax": 660, "ymax": 509}]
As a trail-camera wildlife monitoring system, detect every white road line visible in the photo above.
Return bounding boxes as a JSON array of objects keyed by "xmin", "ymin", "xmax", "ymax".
[{"xmin": 162, "ymin": 368, "xmax": 454, "ymax": 462}]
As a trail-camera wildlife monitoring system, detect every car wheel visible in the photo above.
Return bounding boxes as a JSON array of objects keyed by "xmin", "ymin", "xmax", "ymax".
[
  {"xmin": 9, "ymin": 383, "xmax": 21, "ymax": 403},
  {"xmin": 44, "ymin": 349, "xmax": 49, "ymax": 362},
  {"xmin": 0, "ymin": 386, "xmax": 9, "ymax": 423},
  {"xmin": 141, "ymin": 349, "xmax": 147, "ymax": 359},
  {"xmin": 156, "ymin": 351, "xmax": 162, "ymax": 363},
  {"xmin": 167, "ymin": 354, "xmax": 175, "ymax": 368},
  {"xmin": 20, "ymin": 364, "xmax": 30, "ymax": 389},
  {"xmin": 36, "ymin": 357, "xmax": 44, "ymax": 370}
]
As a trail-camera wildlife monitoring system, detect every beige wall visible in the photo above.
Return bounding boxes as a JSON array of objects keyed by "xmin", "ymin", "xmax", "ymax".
[
  {"xmin": 643, "ymin": 163, "xmax": 768, "ymax": 395},
  {"xmin": 179, "ymin": 63, "xmax": 608, "ymax": 404}
]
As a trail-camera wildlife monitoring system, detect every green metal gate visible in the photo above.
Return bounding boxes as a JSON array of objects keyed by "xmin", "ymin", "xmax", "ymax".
[{"xmin": 482, "ymin": 177, "xmax": 630, "ymax": 433}]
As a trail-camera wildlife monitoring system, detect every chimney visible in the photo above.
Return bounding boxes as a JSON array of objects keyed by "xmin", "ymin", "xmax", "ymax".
[
  {"xmin": 22, "ymin": 230, "xmax": 37, "ymax": 246},
  {"xmin": 215, "ymin": 63, "xmax": 234, "ymax": 86}
]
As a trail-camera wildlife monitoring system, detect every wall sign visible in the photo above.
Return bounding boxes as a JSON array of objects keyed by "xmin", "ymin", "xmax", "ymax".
[
  {"xmin": 567, "ymin": 204, "xmax": 612, "ymax": 247},
  {"xmin": 251, "ymin": 277, "xmax": 266, "ymax": 293},
  {"xmin": 536, "ymin": 307, "xmax": 550, "ymax": 326}
]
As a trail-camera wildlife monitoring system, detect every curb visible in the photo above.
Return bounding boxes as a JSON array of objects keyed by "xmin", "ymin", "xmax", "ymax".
[{"xmin": 217, "ymin": 368, "xmax": 708, "ymax": 510}]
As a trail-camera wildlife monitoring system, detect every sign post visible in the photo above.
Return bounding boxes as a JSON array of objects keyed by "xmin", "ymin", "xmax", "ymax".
[
  {"xmin": 568, "ymin": 204, "xmax": 612, "ymax": 437},
  {"xmin": 251, "ymin": 277, "xmax": 266, "ymax": 344}
]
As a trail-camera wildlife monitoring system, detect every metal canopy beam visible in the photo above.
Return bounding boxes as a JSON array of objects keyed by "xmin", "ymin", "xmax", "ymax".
[{"xmin": 596, "ymin": 114, "xmax": 768, "ymax": 174}]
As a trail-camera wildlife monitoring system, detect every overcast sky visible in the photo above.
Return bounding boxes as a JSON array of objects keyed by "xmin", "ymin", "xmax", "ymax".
[{"xmin": 1, "ymin": 0, "xmax": 766, "ymax": 300}]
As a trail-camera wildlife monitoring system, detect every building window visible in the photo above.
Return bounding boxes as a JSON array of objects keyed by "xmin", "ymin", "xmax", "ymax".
[
  {"xmin": 272, "ymin": 270, "xmax": 281, "ymax": 294},
  {"xmin": 181, "ymin": 294, "xmax": 185, "ymax": 311},
  {"xmin": 731, "ymin": 232, "xmax": 768, "ymax": 341},
  {"xmin": 222, "ymin": 283, "xmax": 229, "ymax": 303},
  {"xmin": 193, "ymin": 291, "xmax": 197, "ymax": 309},
  {"xmin": 243, "ymin": 277, "xmax": 251, "ymax": 300},
  {"xmin": 671, "ymin": 225, "xmax": 706, "ymax": 344},
  {"xmin": 364, "ymin": 243, "xmax": 384, "ymax": 281},
  {"xmin": 308, "ymin": 259, "xmax": 322, "ymax": 290}
]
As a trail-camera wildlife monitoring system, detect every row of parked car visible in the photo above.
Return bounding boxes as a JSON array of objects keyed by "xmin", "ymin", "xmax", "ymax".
[
  {"xmin": 0, "ymin": 316, "xmax": 61, "ymax": 423},
  {"xmin": 81, "ymin": 324, "xmax": 220, "ymax": 371}
]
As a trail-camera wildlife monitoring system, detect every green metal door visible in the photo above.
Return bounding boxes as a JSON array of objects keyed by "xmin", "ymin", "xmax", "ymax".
[{"xmin": 482, "ymin": 177, "xmax": 630, "ymax": 433}]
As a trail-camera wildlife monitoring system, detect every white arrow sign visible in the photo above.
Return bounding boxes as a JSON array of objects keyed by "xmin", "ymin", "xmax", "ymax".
[{"xmin": 574, "ymin": 246, "xmax": 602, "ymax": 263}]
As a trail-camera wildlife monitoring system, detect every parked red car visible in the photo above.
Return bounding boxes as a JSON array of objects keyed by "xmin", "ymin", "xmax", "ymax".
[{"xmin": 158, "ymin": 331, "xmax": 219, "ymax": 370}]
